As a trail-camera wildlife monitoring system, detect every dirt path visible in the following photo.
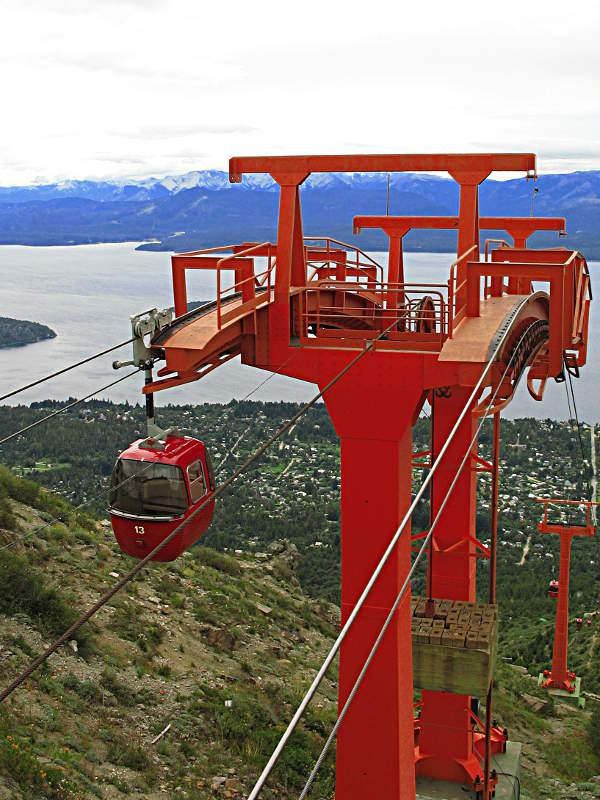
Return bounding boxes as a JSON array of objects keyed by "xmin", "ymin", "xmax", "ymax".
[
  {"xmin": 518, "ymin": 534, "xmax": 532, "ymax": 566},
  {"xmin": 279, "ymin": 457, "xmax": 295, "ymax": 478},
  {"xmin": 217, "ymin": 425, "xmax": 250, "ymax": 471},
  {"xmin": 591, "ymin": 424, "xmax": 597, "ymax": 523},
  {"xmin": 587, "ymin": 627, "xmax": 599, "ymax": 670}
]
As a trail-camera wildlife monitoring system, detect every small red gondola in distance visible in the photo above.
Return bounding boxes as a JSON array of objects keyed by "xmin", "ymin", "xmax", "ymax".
[{"xmin": 109, "ymin": 435, "xmax": 215, "ymax": 561}]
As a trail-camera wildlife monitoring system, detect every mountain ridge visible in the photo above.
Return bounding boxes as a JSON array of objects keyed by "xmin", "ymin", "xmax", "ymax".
[{"xmin": 0, "ymin": 169, "xmax": 599, "ymax": 256}]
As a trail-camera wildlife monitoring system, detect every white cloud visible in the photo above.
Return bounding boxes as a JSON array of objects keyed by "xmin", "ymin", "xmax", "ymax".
[
  {"xmin": 1, "ymin": 0, "xmax": 599, "ymax": 184},
  {"xmin": 112, "ymin": 123, "xmax": 256, "ymax": 139}
]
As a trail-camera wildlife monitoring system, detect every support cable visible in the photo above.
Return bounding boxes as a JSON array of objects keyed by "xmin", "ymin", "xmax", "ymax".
[
  {"xmin": 426, "ymin": 391, "xmax": 435, "ymax": 604},
  {"xmin": 0, "ymin": 319, "xmax": 400, "ymax": 705},
  {"xmin": 0, "ymin": 338, "xmax": 135, "ymax": 403},
  {"xmin": 560, "ymin": 363, "xmax": 591, "ymax": 521},
  {"xmin": 566, "ymin": 367, "xmax": 588, "ymax": 480},
  {"xmin": 492, "ymin": 760, "xmax": 520, "ymax": 800},
  {"xmin": 0, "ymin": 456, "xmax": 158, "ymax": 556},
  {"xmin": 298, "ymin": 321, "xmax": 538, "ymax": 799},
  {"xmin": 246, "ymin": 314, "xmax": 525, "ymax": 800},
  {"xmin": 562, "ymin": 378, "xmax": 576, "ymax": 523},
  {"xmin": 0, "ymin": 370, "xmax": 141, "ymax": 447},
  {"xmin": 1, "ymin": 350, "xmax": 301, "ymax": 554},
  {"xmin": 214, "ymin": 350, "xmax": 299, "ymax": 475}
]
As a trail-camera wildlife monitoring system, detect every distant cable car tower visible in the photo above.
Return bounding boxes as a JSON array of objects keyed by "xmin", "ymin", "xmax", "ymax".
[{"xmin": 537, "ymin": 497, "xmax": 596, "ymax": 700}]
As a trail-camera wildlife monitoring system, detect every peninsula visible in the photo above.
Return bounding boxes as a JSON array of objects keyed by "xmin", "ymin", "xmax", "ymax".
[{"xmin": 0, "ymin": 316, "xmax": 56, "ymax": 348}]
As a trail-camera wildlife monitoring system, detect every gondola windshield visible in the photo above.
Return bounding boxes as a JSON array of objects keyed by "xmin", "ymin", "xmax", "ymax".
[{"xmin": 110, "ymin": 459, "xmax": 189, "ymax": 517}]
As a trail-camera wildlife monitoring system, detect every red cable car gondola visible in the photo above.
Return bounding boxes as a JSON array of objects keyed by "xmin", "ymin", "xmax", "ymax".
[
  {"xmin": 548, "ymin": 579, "xmax": 559, "ymax": 598},
  {"xmin": 109, "ymin": 435, "xmax": 215, "ymax": 561}
]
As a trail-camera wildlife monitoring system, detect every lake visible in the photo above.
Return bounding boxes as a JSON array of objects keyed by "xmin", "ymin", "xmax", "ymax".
[{"xmin": 0, "ymin": 243, "xmax": 597, "ymax": 420}]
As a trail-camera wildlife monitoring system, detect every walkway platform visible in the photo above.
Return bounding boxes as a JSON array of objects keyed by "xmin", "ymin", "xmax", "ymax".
[{"xmin": 416, "ymin": 741, "xmax": 522, "ymax": 799}]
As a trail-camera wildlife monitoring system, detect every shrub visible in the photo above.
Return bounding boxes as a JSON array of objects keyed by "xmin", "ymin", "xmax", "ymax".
[
  {"xmin": 109, "ymin": 602, "xmax": 164, "ymax": 658},
  {"xmin": 105, "ymin": 738, "xmax": 149, "ymax": 771},
  {"xmin": 0, "ymin": 548, "xmax": 91, "ymax": 654},
  {"xmin": 193, "ymin": 545, "xmax": 242, "ymax": 577},
  {"xmin": 100, "ymin": 669, "xmax": 137, "ymax": 707},
  {"xmin": 0, "ymin": 705, "xmax": 83, "ymax": 799},
  {"xmin": 62, "ymin": 673, "xmax": 105, "ymax": 705},
  {"xmin": 0, "ymin": 465, "xmax": 92, "ymax": 531},
  {"xmin": 0, "ymin": 484, "xmax": 16, "ymax": 530}
]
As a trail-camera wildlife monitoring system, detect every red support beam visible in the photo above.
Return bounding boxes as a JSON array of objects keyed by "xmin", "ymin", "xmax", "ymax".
[
  {"xmin": 544, "ymin": 528, "xmax": 577, "ymax": 691},
  {"xmin": 353, "ymin": 215, "xmax": 566, "ymax": 240},
  {"xmin": 321, "ymin": 358, "xmax": 425, "ymax": 799},
  {"xmin": 229, "ymin": 153, "xmax": 537, "ymax": 181}
]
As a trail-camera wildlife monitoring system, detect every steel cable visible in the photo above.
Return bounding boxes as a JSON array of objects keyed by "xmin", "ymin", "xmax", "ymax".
[
  {"xmin": 566, "ymin": 367, "xmax": 588, "ymax": 483},
  {"xmin": 562, "ymin": 377, "xmax": 576, "ymax": 524},
  {"xmin": 0, "ymin": 370, "xmax": 140, "ymax": 446},
  {"xmin": 0, "ymin": 318, "xmax": 400, "ymax": 704},
  {"xmin": 0, "ymin": 351, "xmax": 299, "ymax": 552},
  {"xmin": 1, "ymin": 345, "xmax": 303, "ymax": 553},
  {"xmin": 560, "ymin": 361, "xmax": 591, "ymax": 523},
  {"xmin": 0, "ymin": 338, "xmax": 135, "ymax": 403},
  {"xmin": 214, "ymin": 350, "xmax": 299, "ymax": 474}
]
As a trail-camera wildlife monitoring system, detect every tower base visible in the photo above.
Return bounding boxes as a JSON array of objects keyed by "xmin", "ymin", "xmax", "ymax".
[
  {"xmin": 538, "ymin": 673, "xmax": 585, "ymax": 708},
  {"xmin": 416, "ymin": 741, "xmax": 522, "ymax": 799}
]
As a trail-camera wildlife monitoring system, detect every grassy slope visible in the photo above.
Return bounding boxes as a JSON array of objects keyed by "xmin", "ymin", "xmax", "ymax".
[
  {"xmin": 493, "ymin": 664, "xmax": 600, "ymax": 799},
  {"xmin": 1, "ymin": 475, "xmax": 600, "ymax": 799},
  {"xmin": 0, "ymin": 490, "xmax": 339, "ymax": 800}
]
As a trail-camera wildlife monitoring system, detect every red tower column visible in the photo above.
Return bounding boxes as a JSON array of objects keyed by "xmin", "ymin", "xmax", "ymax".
[
  {"xmin": 543, "ymin": 530, "xmax": 575, "ymax": 690},
  {"xmin": 322, "ymin": 362, "xmax": 423, "ymax": 800},
  {"xmin": 416, "ymin": 387, "xmax": 484, "ymax": 786},
  {"xmin": 537, "ymin": 499, "xmax": 595, "ymax": 693}
]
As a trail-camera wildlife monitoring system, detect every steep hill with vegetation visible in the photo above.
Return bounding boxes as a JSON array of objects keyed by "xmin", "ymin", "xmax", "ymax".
[
  {"xmin": 0, "ymin": 473, "xmax": 599, "ymax": 798},
  {"xmin": 1, "ymin": 405, "xmax": 600, "ymax": 798},
  {"xmin": 0, "ymin": 468, "xmax": 340, "ymax": 799}
]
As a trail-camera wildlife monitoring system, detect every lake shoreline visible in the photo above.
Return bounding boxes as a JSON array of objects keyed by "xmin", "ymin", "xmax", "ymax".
[{"xmin": 0, "ymin": 243, "xmax": 596, "ymax": 420}]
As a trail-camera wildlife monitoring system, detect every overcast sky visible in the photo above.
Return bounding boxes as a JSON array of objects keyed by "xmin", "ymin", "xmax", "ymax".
[{"xmin": 1, "ymin": 0, "xmax": 599, "ymax": 185}]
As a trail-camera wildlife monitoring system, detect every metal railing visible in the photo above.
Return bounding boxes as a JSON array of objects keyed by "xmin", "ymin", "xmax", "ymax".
[
  {"xmin": 537, "ymin": 496, "xmax": 598, "ymax": 533},
  {"xmin": 214, "ymin": 242, "xmax": 277, "ymax": 329},
  {"xmin": 447, "ymin": 244, "xmax": 478, "ymax": 339},
  {"xmin": 174, "ymin": 238, "xmax": 586, "ymax": 355},
  {"xmin": 298, "ymin": 280, "xmax": 449, "ymax": 348},
  {"xmin": 304, "ymin": 236, "xmax": 384, "ymax": 286}
]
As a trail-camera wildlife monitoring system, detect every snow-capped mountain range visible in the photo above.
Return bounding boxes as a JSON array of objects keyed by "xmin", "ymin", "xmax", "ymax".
[
  {"xmin": 0, "ymin": 169, "xmax": 458, "ymax": 202},
  {"xmin": 0, "ymin": 169, "xmax": 598, "ymax": 256}
]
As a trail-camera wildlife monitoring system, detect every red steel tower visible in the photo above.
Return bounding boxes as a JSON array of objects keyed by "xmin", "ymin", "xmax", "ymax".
[
  {"xmin": 143, "ymin": 153, "xmax": 592, "ymax": 799},
  {"xmin": 538, "ymin": 498, "xmax": 596, "ymax": 693}
]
